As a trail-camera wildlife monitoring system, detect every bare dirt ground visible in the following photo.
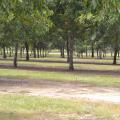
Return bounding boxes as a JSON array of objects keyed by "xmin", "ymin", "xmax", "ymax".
[{"xmin": 0, "ymin": 78, "xmax": 120, "ymax": 103}]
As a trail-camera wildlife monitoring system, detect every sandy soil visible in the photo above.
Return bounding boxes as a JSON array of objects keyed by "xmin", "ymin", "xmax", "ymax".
[{"xmin": 0, "ymin": 78, "xmax": 120, "ymax": 103}]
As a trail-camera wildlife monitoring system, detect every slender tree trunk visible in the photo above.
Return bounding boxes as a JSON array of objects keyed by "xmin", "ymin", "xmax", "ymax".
[
  {"xmin": 14, "ymin": 43, "xmax": 18, "ymax": 67},
  {"xmin": 97, "ymin": 49, "xmax": 99, "ymax": 58},
  {"xmin": 111, "ymin": 51, "xmax": 113, "ymax": 57},
  {"xmin": 0, "ymin": 49, "xmax": 2, "ymax": 55},
  {"xmin": 91, "ymin": 42, "xmax": 94, "ymax": 58},
  {"xmin": 37, "ymin": 47, "xmax": 39, "ymax": 58},
  {"xmin": 99, "ymin": 50, "xmax": 102, "ymax": 59},
  {"xmin": 86, "ymin": 46, "xmax": 88, "ymax": 58},
  {"xmin": 113, "ymin": 48, "xmax": 118, "ymax": 65},
  {"xmin": 43, "ymin": 49, "xmax": 45, "ymax": 58},
  {"xmin": 104, "ymin": 50, "xmax": 107, "ymax": 57},
  {"xmin": 113, "ymin": 34, "xmax": 119, "ymax": 65},
  {"xmin": 33, "ymin": 48, "xmax": 36, "ymax": 58},
  {"xmin": 67, "ymin": 39, "xmax": 70, "ymax": 63},
  {"xmin": 11, "ymin": 47, "xmax": 14, "ymax": 55},
  {"xmin": 68, "ymin": 31, "xmax": 74, "ymax": 71},
  {"xmin": 3, "ymin": 46, "xmax": 6, "ymax": 59},
  {"xmin": 60, "ymin": 46, "xmax": 65, "ymax": 58},
  {"xmin": 102, "ymin": 51, "xmax": 105, "ymax": 58},
  {"xmin": 33, "ymin": 42, "xmax": 36, "ymax": 58},
  {"xmin": 9, "ymin": 47, "xmax": 12, "ymax": 57},
  {"xmin": 25, "ymin": 42, "xmax": 29, "ymax": 61},
  {"xmin": 40, "ymin": 48, "xmax": 42, "ymax": 57},
  {"xmin": 45, "ymin": 50, "xmax": 47, "ymax": 57},
  {"xmin": 20, "ymin": 47, "xmax": 23, "ymax": 58}
]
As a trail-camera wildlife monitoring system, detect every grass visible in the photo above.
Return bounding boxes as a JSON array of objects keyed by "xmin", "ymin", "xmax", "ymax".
[
  {"xmin": 0, "ymin": 94, "xmax": 120, "ymax": 120},
  {"xmin": 0, "ymin": 69, "xmax": 120, "ymax": 87},
  {"xmin": 0, "ymin": 58, "xmax": 120, "ymax": 120},
  {"xmin": 0, "ymin": 55, "xmax": 120, "ymax": 120},
  {"xmin": 1, "ymin": 59, "xmax": 120, "ymax": 71},
  {"xmin": 0, "ymin": 57, "xmax": 120, "ymax": 87}
]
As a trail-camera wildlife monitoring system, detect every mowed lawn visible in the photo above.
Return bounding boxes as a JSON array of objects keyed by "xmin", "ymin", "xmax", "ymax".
[
  {"xmin": 1, "ymin": 58, "xmax": 120, "ymax": 71},
  {"xmin": 0, "ymin": 57, "xmax": 120, "ymax": 120},
  {"xmin": 0, "ymin": 57, "xmax": 120, "ymax": 87},
  {"xmin": 0, "ymin": 94, "xmax": 120, "ymax": 120},
  {"xmin": 0, "ymin": 68, "xmax": 120, "ymax": 87}
]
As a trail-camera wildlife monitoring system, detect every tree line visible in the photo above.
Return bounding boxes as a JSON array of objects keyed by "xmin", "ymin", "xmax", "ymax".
[{"xmin": 0, "ymin": 0, "xmax": 120, "ymax": 70}]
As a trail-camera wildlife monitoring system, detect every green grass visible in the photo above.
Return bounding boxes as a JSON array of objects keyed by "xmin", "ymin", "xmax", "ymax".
[
  {"xmin": 0, "ymin": 56, "xmax": 120, "ymax": 120},
  {"xmin": 0, "ymin": 69, "xmax": 120, "ymax": 87},
  {"xmin": 0, "ymin": 94, "xmax": 120, "ymax": 120},
  {"xmin": 0, "ymin": 57, "xmax": 120, "ymax": 87},
  {"xmin": 1, "ymin": 59, "xmax": 120, "ymax": 71}
]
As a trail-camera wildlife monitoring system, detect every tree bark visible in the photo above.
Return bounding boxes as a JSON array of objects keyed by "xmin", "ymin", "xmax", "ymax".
[
  {"xmin": 113, "ymin": 33, "xmax": 119, "ymax": 65},
  {"xmin": 3, "ymin": 46, "xmax": 7, "ymax": 59},
  {"xmin": 68, "ymin": 31, "xmax": 74, "ymax": 71},
  {"xmin": 91, "ymin": 42, "xmax": 94, "ymax": 58},
  {"xmin": 66, "ymin": 39, "xmax": 70, "ymax": 63},
  {"xmin": 33, "ymin": 42, "xmax": 36, "ymax": 58},
  {"xmin": 60, "ymin": 46, "xmax": 65, "ymax": 58},
  {"xmin": 40, "ymin": 48, "xmax": 42, "ymax": 57},
  {"xmin": 14, "ymin": 43, "xmax": 18, "ymax": 67},
  {"xmin": 20, "ymin": 47, "xmax": 23, "ymax": 58},
  {"xmin": 99, "ymin": 50, "xmax": 102, "ymax": 59},
  {"xmin": 111, "ymin": 51, "xmax": 113, "ymax": 57},
  {"xmin": 25, "ymin": 42, "xmax": 29, "ymax": 61},
  {"xmin": 85, "ymin": 46, "xmax": 88, "ymax": 58},
  {"xmin": 37, "ymin": 47, "xmax": 40, "ymax": 58},
  {"xmin": 9, "ymin": 47, "xmax": 12, "ymax": 57},
  {"xmin": 113, "ymin": 48, "xmax": 118, "ymax": 65},
  {"xmin": 97, "ymin": 49, "xmax": 99, "ymax": 58}
]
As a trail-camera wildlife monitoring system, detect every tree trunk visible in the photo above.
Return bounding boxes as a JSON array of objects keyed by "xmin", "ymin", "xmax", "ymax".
[
  {"xmin": 111, "ymin": 51, "xmax": 113, "ymax": 57},
  {"xmin": 33, "ymin": 42, "xmax": 36, "ymax": 58},
  {"xmin": 113, "ymin": 33, "xmax": 119, "ymax": 65},
  {"xmin": 97, "ymin": 49, "xmax": 99, "ymax": 58},
  {"xmin": 33, "ymin": 48, "xmax": 36, "ymax": 58},
  {"xmin": 86, "ymin": 46, "xmax": 88, "ymax": 58},
  {"xmin": 66, "ymin": 39, "xmax": 70, "ymax": 63},
  {"xmin": 37, "ymin": 47, "xmax": 40, "ymax": 58},
  {"xmin": 0, "ymin": 49, "xmax": 2, "ymax": 55},
  {"xmin": 45, "ymin": 50, "xmax": 47, "ymax": 57},
  {"xmin": 113, "ymin": 48, "xmax": 118, "ymax": 65},
  {"xmin": 9, "ymin": 47, "xmax": 12, "ymax": 57},
  {"xmin": 40, "ymin": 48, "xmax": 42, "ymax": 57},
  {"xmin": 99, "ymin": 50, "xmax": 102, "ymax": 59},
  {"xmin": 14, "ymin": 43, "xmax": 18, "ymax": 67},
  {"xmin": 91, "ymin": 42, "xmax": 94, "ymax": 58},
  {"xmin": 68, "ymin": 31, "xmax": 74, "ymax": 71},
  {"xmin": 43, "ymin": 49, "xmax": 45, "ymax": 58},
  {"xmin": 3, "ymin": 46, "xmax": 7, "ymax": 59},
  {"xmin": 60, "ymin": 46, "xmax": 65, "ymax": 58},
  {"xmin": 20, "ymin": 47, "xmax": 23, "ymax": 58},
  {"xmin": 25, "ymin": 42, "xmax": 29, "ymax": 61}
]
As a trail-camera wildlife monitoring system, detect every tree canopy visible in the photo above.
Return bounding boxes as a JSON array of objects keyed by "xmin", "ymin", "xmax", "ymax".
[{"xmin": 0, "ymin": 0, "xmax": 120, "ymax": 70}]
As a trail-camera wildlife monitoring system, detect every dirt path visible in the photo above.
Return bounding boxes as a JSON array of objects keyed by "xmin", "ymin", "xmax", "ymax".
[{"xmin": 0, "ymin": 78, "xmax": 120, "ymax": 103}]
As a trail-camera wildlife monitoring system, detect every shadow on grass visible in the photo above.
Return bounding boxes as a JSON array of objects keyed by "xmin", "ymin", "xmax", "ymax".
[
  {"xmin": 0, "ymin": 112, "xmax": 62, "ymax": 120},
  {"xmin": 0, "ymin": 111, "xmax": 110, "ymax": 120},
  {"xmin": 0, "ymin": 64, "xmax": 120, "ymax": 76}
]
